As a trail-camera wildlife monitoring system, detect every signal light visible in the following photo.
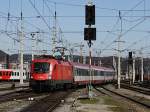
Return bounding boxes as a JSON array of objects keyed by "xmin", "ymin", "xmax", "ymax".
[
  {"xmin": 129, "ymin": 52, "xmax": 132, "ymax": 59},
  {"xmin": 84, "ymin": 28, "xmax": 96, "ymax": 40},
  {"xmin": 85, "ymin": 5, "xmax": 95, "ymax": 25},
  {"xmin": 128, "ymin": 52, "xmax": 133, "ymax": 64}
]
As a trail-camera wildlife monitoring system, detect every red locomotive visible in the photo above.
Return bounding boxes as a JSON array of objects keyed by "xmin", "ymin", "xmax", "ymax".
[
  {"xmin": 30, "ymin": 55, "xmax": 115, "ymax": 91},
  {"xmin": 30, "ymin": 56, "xmax": 73, "ymax": 90}
]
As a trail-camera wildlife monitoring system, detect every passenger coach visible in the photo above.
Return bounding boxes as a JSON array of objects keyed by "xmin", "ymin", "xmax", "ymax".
[{"xmin": 73, "ymin": 62, "xmax": 115, "ymax": 85}]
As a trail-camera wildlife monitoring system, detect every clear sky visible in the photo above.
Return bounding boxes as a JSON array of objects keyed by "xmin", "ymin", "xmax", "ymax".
[{"xmin": 0, "ymin": 0, "xmax": 150, "ymax": 57}]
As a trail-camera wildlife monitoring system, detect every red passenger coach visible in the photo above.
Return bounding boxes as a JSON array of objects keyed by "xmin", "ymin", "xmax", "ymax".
[
  {"xmin": 30, "ymin": 56, "xmax": 73, "ymax": 90},
  {"xmin": 72, "ymin": 62, "xmax": 115, "ymax": 86},
  {"xmin": 0, "ymin": 69, "xmax": 12, "ymax": 80}
]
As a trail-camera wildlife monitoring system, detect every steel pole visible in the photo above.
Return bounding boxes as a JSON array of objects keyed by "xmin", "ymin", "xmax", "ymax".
[
  {"xmin": 141, "ymin": 56, "xmax": 143, "ymax": 82},
  {"xmin": 132, "ymin": 57, "xmax": 135, "ymax": 83},
  {"xmin": 20, "ymin": 20, "xmax": 24, "ymax": 84}
]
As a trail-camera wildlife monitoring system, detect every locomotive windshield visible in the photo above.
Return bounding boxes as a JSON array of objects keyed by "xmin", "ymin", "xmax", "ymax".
[{"xmin": 33, "ymin": 62, "xmax": 50, "ymax": 73}]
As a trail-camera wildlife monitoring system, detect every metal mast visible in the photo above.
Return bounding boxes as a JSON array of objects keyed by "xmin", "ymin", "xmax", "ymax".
[
  {"xmin": 117, "ymin": 11, "xmax": 122, "ymax": 89},
  {"xmin": 132, "ymin": 53, "xmax": 135, "ymax": 83},
  {"xmin": 20, "ymin": 5, "xmax": 24, "ymax": 84},
  {"xmin": 52, "ymin": 3, "xmax": 57, "ymax": 55},
  {"xmin": 141, "ymin": 52, "xmax": 144, "ymax": 82},
  {"xmin": 31, "ymin": 33, "xmax": 35, "ymax": 60}
]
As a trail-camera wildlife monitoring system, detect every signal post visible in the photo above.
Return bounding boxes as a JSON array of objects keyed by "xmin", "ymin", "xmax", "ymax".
[
  {"xmin": 128, "ymin": 52, "xmax": 133, "ymax": 85},
  {"xmin": 84, "ymin": 1, "xmax": 96, "ymax": 98}
]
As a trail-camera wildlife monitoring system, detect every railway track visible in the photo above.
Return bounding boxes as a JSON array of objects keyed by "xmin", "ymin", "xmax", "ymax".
[
  {"xmin": 0, "ymin": 88, "xmax": 47, "ymax": 104},
  {"xmin": 94, "ymin": 85, "xmax": 150, "ymax": 109},
  {"xmin": 20, "ymin": 90, "xmax": 72, "ymax": 112},
  {"xmin": 0, "ymin": 85, "xmax": 29, "ymax": 91},
  {"xmin": 136, "ymin": 81, "xmax": 150, "ymax": 89},
  {"xmin": 120, "ymin": 83, "xmax": 150, "ymax": 95}
]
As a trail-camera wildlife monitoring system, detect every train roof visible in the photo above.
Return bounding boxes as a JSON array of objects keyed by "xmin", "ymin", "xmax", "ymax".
[
  {"xmin": 0, "ymin": 69, "xmax": 13, "ymax": 71},
  {"xmin": 72, "ymin": 62, "xmax": 114, "ymax": 72},
  {"xmin": 32, "ymin": 58, "xmax": 72, "ymax": 66},
  {"xmin": 0, "ymin": 69, "xmax": 26, "ymax": 72}
]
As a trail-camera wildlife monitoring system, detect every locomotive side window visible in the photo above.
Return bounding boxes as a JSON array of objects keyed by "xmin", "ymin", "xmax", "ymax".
[
  {"xmin": 33, "ymin": 62, "xmax": 50, "ymax": 73},
  {"xmin": 0, "ymin": 72, "xmax": 2, "ymax": 76}
]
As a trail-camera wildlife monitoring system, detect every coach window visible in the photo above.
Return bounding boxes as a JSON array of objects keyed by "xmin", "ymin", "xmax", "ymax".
[
  {"xmin": 0, "ymin": 72, "xmax": 2, "ymax": 76},
  {"xmin": 86, "ymin": 70, "xmax": 89, "ymax": 76},
  {"xmin": 83, "ymin": 69, "xmax": 85, "ymax": 76},
  {"xmin": 81, "ymin": 69, "xmax": 84, "ymax": 76},
  {"xmin": 17, "ymin": 72, "xmax": 19, "ymax": 76},
  {"xmin": 97, "ymin": 71, "xmax": 99, "ymax": 76},
  {"xmin": 101, "ymin": 71, "xmax": 104, "ymax": 76},
  {"xmin": 80, "ymin": 69, "xmax": 83, "ymax": 76},
  {"xmin": 76, "ymin": 69, "xmax": 78, "ymax": 76},
  {"xmin": 82, "ymin": 70, "xmax": 84, "ymax": 76},
  {"xmin": 99, "ymin": 71, "xmax": 101, "ymax": 76},
  {"xmin": 84, "ymin": 70, "xmax": 86, "ymax": 76},
  {"xmin": 74, "ymin": 69, "xmax": 77, "ymax": 76},
  {"xmin": 82, "ymin": 69, "xmax": 84, "ymax": 76},
  {"xmin": 94, "ymin": 70, "xmax": 97, "ymax": 76},
  {"xmin": 80, "ymin": 69, "xmax": 82, "ymax": 76},
  {"xmin": 78, "ymin": 69, "xmax": 80, "ymax": 76},
  {"xmin": 107, "ymin": 72, "xmax": 109, "ymax": 76},
  {"xmin": 79, "ymin": 69, "xmax": 81, "ymax": 76}
]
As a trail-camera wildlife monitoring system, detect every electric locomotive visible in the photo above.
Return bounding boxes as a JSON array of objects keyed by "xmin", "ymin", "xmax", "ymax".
[{"xmin": 30, "ymin": 56, "xmax": 73, "ymax": 90}]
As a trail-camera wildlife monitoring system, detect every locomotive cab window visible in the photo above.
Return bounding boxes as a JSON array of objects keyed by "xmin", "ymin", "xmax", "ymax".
[{"xmin": 33, "ymin": 62, "xmax": 50, "ymax": 73}]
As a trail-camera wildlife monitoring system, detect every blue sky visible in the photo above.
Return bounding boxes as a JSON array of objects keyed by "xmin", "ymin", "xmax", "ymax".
[{"xmin": 0, "ymin": 0, "xmax": 150, "ymax": 57}]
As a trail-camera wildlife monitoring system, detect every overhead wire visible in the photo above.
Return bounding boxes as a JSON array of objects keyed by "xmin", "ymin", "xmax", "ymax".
[
  {"xmin": 100, "ymin": 0, "xmax": 146, "ymax": 55},
  {"xmin": 28, "ymin": 0, "xmax": 51, "ymax": 31},
  {"xmin": 0, "ymin": 9, "xmax": 51, "ymax": 46}
]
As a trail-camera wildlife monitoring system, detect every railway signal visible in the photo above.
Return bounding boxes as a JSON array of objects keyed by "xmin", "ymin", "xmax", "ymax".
[
  {"xmin": 84, "ymin": 0, "xmax": 96, "ymax": 98},
  {"xmin": 84, "ymin": 28, "xmax": 96, "ymax": 40},
  {"xmin": 128, "ymin": 52, "xmax": 133, "ymax": 64},
  {"xmin": 85, "ymin": 5, "xmax": 95, "ymax": 25},
  {"xmin": 128, "ymin": 51, "xmax": 133, "ymax": 85}
]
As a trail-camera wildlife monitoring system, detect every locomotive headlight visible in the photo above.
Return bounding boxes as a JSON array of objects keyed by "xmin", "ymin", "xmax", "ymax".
[
  {"xmin": 48, "ymin": 74, "xmax": 51, "ymax": 79},
  {"xmin": 31, "ymin": 76, "xmax": 33, "ymax": 79},
  {"xmin": 49, "ymin": 65, "xmax": 53, "ymax": 75},
  {"xmin": 48, "ymin": 65, "xmax": 53, "ymax": 79}
]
